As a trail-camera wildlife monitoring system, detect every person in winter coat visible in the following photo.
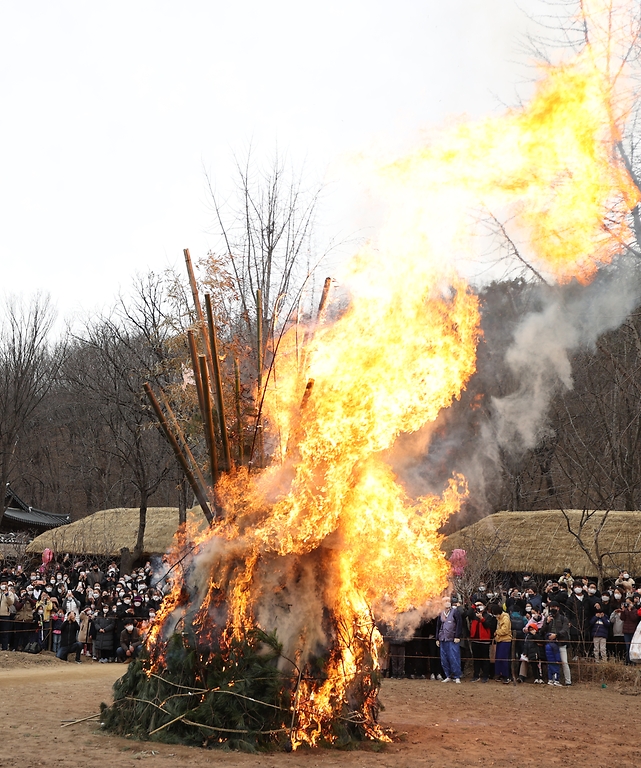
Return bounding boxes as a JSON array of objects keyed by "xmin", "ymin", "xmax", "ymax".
[
  {"xmin": 14, "ymin": 591, "xmax": 36, "ymax": 651},
  {"xmin": 466, "ymin": 600, "xmax": 497, "ymax": 682},
  {"xmin": 77, "ymin": 608, "xmax": 92, "ymax": 657},
  {"xmin": 56, "ymin": 611, "xmax": 82, "ymax": 662},
  {"xmin": 116, "ymin": 621, "xmax": 143, "ymax": 661},
  {"xmin": 519, "ymin": 619, "xmax": 545, "ymax": 683},
  {"xmin": 589, "ymin": 604, "xmax": 610, "ymax": 662},
  {"xmin": 0, "ymin": 582, "xmax": 16, "ymax": 651},
  {"xmin": 491, "ymin": 605, "xmax": 513, "ymax": 683},
  {"xmin": 93, "ymin": 606, "xmax": 116, "ymax": 662},
  {"xmin": 566, "ymin": 581, "xmax": 591, "ymax": 658},
  {"xmin": 51, "ymin": 609, "xmax": 64, "ymax": 654},
  {"xmin": 543, "ymin": 602, "xmax": 570, "ymax": 686},
  {"xmin": 435, "ymin": 596, "xmax": 463, "ymax": 683}
]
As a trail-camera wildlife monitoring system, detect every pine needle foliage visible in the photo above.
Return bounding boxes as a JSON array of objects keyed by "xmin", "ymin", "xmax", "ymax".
[{"xmin": 101, "ymin": 629, "xmax": 292, "ymax": 751}]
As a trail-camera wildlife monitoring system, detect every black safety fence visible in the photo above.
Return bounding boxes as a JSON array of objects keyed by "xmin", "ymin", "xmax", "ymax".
[{"xmin": 381, "ymin": 632, "xmax": 635, "ymax": 683}]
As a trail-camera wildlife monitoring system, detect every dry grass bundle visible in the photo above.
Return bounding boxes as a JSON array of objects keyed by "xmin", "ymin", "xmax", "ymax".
[
  {"xmin": 26, "ymin": 505, "xmax": 207, "ymax": 557},
  {"xmin": 571, "ymin": 658, "xmax": 641, "ymax": 688},
  {"xmin": 443, "ymin": 510, "xmax": 641, "ymax": 577}
]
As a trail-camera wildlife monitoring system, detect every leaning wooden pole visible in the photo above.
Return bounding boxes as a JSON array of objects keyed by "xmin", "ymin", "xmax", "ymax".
[
  {"xmin": 144, "ymin": 383, "xmax": 214, "ymax": 525},
  {"xmin": 205, "ymin": 294, "xmax": 231, "ymax": 471},
  {"xmin": 158, "ymin": 389, "xmax": 209, "ymax": 494},
  {"xmin": 198, "ymin": 355, "xmax": 219, "ymax": 487}
]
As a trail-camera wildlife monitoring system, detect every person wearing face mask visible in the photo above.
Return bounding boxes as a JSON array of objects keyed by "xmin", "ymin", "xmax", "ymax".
[
  {"xmin": 620, "ymin": 599, "xmax": 641, "ymax": 665},
  {"xmin": 116, "ymin": 620, "xmax": 143, "ymax": 662},
  {"xmin": 490, "ymin": 604, "xmax": 513, "ymax": 683},
  {"xmin": 35, "ymin": 591, "xmax": 55, "ymax": 650},
  {"xmin": 609, "ymin": 600, "xmax": 626, "ymax": 660},
  {"xmin": 435, "ymin": 596, "xmax": 462, "ymax": 683},
  {"xmin": 589, "ymin": 603, "xmax": 610, "ymax": 662},
  {"xmin": 56, "ymin": 611, "xmax": 82, "ymax": 663},
  {"xmin": 566, "ymin": 580, "xmax": 591, "ymax": 659},
  {"xmin": 518, "ymin": 609, "xmax": 545, "ymax": 683},
  {"xmin": 585, "ymin": 582, "xmax": 601, "ymax": 614},
  {"xmin": 599, "ymin": 592, "xmax": 613, "ymax": 615},
  {"xmin": 520, "ymin": 573, "xmax": 535, "ymax": 593},
  {"xmin": 612, "ymin": 588, "xmax": 625, "ymax": 611},
  {"xmin": 77, "ymin": 608, "xmax": 93, "ymax": 656},
  {"xmin": 0, "ymin": 581, "xmax": 16, "ymax": 651},
  {"xmin": 615, "ymin": 571, "xmax": 635, "ymax": 592},
  {"xmin": 466, "ymin": 600, "xmax": 497, "ymax": 682},
  {"xmin": 93, "ymin": 604, "xmax": 115, "ymax": 662},
  {"xmin": 524, "ymin": 587, "xmax": 542, "ymax": 613},
  {"xmin": 544, "ymin": 602, "xmax": 570, "ymax": 686}
]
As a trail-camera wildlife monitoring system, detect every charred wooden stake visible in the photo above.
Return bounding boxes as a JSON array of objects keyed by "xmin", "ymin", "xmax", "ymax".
[
  {"xmin": 187, "ymin": 330, "xmax": 207, "ymax": 424},
  {"xmin": 198, "ymin": 355, "xmax": 219, "ymax": 487},
  {"xmin": 317, "ymin": 276, "xmax": 331, "ymax": 320},
  {"xmin": 184, "ymin": 248, "xmax": 219, "ymax": 421},
  {"xmin": 234, "ymin": 357, "xmax": 244, "ymax": 465},
  {"xmin": 144, "ymin": 383, "xmax": 214, "ymax": 524},
  {"xmin": 284, "ymin": 379, "xmax": 315, "ymax": 459},
  {"xmin": 255, "ymin": 288, "xmax": 264, "ymax": 467},
  {"xmin": 205, "ymin": 293, "xmax": 231, "ymax": 471}
]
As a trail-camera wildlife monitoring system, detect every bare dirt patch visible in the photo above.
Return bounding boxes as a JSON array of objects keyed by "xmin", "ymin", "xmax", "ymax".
[{"xmin": 2, "ymin": 652, "xmax": 640, "ymax": 768}]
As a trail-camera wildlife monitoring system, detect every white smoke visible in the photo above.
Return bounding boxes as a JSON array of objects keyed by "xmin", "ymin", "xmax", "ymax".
[{"xmin": 492, "ymin": 258, "xmax": 641, "ymax": 453}]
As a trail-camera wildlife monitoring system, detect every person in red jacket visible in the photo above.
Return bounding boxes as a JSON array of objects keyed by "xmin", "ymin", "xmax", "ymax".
[{"xmin": 466, "ymin": 600, "xmax": 497, "ymax": 682}]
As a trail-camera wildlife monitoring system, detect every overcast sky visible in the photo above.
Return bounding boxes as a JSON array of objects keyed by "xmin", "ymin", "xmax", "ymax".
[{"xmin": 0, "ymin": 1, "xmax": 549, "ymax": 326}]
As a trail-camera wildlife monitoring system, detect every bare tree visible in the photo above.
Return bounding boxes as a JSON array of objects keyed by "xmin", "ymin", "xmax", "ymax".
[
  {"xmin": 63, "ymin": 275, "xmax": 178, "ymax": 571},
  {"xmin": 0, "ymin": 294, "xmax": 64, "ymax": 508},
  {"xmin": 203, "ymin": 151, "xmax": 328, "ymax": 466}
]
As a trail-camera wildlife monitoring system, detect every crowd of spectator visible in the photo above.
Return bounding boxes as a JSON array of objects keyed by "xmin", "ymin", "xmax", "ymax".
[
  {"xmin": 0, "ymin": 557, "xmax": 167, "ymax": 663},
  {"xmin": 385, "ymin": 569, "xmax": 641, "ymax": 685}
]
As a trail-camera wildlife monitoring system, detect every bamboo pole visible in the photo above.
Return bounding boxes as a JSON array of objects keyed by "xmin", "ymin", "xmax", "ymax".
[
  {"xmin": 234, "ymin": 357, "xmax": 244, "ymax": 465},
  {"xmin": 256, "ymin": 289, "xmax": 264, "ymax": 467},
  {"xmin": 144, "ymin": 383, "xmax": 214, "ymax": 524},
  {"xmin": 60, "ymin": 713, "xmax": 100, "ymax": 728},
  {"xmin": 158, "ymin": 389, "xmax": 209, "ymax": 494},
  {"xmin": 198, "ymin": 355, "xmax": 219, "ymax": 487},
  {"xmin": 184, "ymin": 249, "xmax": 218, "ymax": 417},
  {"xmin": 204, "ymin": 294, "xmax": 231, "ymax": 471},
  {"xmin": 187, "ymin": 331, "xmax": 206, "ymax": 423},
  {"xmin": 256, "ymin": 289, "xmax": 263, "ymax": 394}
]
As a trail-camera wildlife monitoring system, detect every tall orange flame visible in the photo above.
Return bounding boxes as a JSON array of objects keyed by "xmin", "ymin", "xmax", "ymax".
[{"xmin": 152, "ymin": 1, "xmax": 639, "ymax": 747}]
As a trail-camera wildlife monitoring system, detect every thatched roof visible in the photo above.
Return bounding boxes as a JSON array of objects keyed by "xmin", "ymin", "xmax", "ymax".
[
  {"xmin": 443, "ymin": 510, "xmax": 641, "ymax": 578},
  {"xmin": 26, "ymin": 506, "xmax": 207, "ymax": 557}
]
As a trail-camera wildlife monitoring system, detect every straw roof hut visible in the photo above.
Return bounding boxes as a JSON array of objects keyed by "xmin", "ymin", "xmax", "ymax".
[
  {"xmin": 443, "ymin": 510, "xmax": 641, "ymax": 579},
  {"xmin": 26, "ymin": 506, "xmax": 208, "ymax": 557}
]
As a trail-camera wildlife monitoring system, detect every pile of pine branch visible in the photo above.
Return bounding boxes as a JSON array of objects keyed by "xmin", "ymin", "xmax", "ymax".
[{"xmin": 101, "ymin": 629, "xmax": 292, "ymax": 751}]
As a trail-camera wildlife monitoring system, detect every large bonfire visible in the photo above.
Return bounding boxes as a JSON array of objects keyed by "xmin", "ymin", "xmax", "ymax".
[{"xmin": 103, "ymin": 0, "xmax": 640, "ymax": 751}]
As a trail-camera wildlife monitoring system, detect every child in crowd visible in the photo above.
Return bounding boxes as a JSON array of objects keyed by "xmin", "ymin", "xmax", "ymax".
[{"xmin": 51, "ymin": 609, "xmax": 64, "ymax": 654}]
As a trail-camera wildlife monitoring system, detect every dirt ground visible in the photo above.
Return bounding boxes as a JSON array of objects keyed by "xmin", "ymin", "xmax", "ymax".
[{"xmin": 2, "ymin": 651, "xmax": 640, "ymax": 768}]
